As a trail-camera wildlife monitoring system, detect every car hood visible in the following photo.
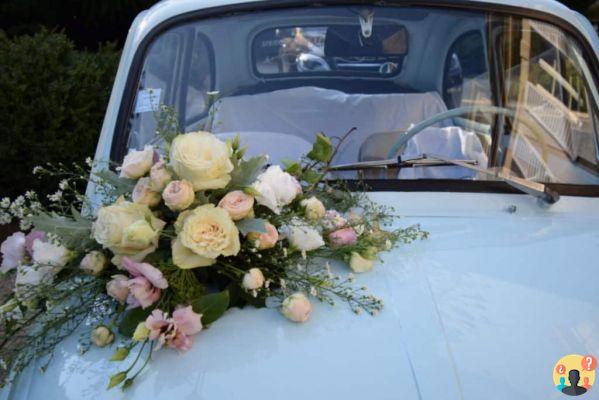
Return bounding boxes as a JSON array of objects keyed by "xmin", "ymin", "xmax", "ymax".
[{"xmin": 4, "ymin": 192, "xmax": 599, "ymax": 400}]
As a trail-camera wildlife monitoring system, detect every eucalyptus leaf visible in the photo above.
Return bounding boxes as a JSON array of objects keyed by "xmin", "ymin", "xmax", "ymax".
[
  {"xmin": 191, "ymin": 290, "xmax": 230, "ymax": 325},
  {"xmin": 228, "ymin": 155, "xmax": 266, "ymax": 189},
  {"xmin": 28, "ymin": 208, "xmax": 94, "ymax": 250},
  {"xmin": 236, "ymin": 218, "xmax": 268, "ymax": 236}
]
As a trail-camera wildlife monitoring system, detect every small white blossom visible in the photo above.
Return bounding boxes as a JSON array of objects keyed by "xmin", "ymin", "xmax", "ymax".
[
  {"xmin": 32, "ymin": 166, "xmax": 42, "ymax": 175},
  {"xmin": 85, "ymin": 157, "xmax": 93, "ymax": 167},
  {"xmin": 59, "ymin": 179, "xmax": 69, "ymax": 190},
  {"xmin": 47, "ymin": 191, "xmax": 63, "ymax": 202},
  {"xmin": 280, "ymin": 278, "xmax": 287, "ymax": 289},
  {"xmin": 25, "ymin": 191, "xmax": 35, "ymax": 200},
  {"xmin": 0, "ymin": 198, "xmax": 10, "ymax": 208}
]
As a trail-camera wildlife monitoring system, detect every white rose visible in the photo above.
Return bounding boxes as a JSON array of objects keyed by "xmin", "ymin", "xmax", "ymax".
[
  {"xmin": 281, "ymin": 218, "xmax": 324, "ymax": 251},
  {"xmin": 119, "ymin": 145, "xmax": 154, "ymax": 179},
  {"xmin": 349, "ymin": 252, "xmax": 375, "ymax": 273},
  {"xmin": 242, "ymin": 268, "xmax": 265, "ymax": 290},
  {"xmin": 0, "ymin": 232, "xmax": 26, "ymax": 273},
  {"xmin": 132, "ymin": 177, "xmax": 161, "ymax": 207},
  {"xmin": 79, "ymin": 251, "xmax": 108, "ymax": 275},
  {"xmin": 300, "ymin": 196, "xmax": 326, "ymax": 220},
  {"xmin": 252, "ymin": 166, "xmax": 301, "ymax": 214},
  {"xmin": 32, "ymin": 240, "xmax": 71, "ymax": 268},
  {"xmin": 163, "ymin": 180, "xmax": 195, "ymax": 211},
  {"xmin": 281, "ymin": 292, "xmax": 311, "ymax": 323},
  {"xmin": 169, "ymin": 131, "xmax": 233, "ymax": 191}
]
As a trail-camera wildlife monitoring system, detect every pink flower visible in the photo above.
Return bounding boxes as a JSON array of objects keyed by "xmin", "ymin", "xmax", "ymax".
[
  {"xmin": 121, "ymin": 257, "xmax": 168, "ymax": 309},
  {"xmin": 0, "ymin": 232, "xmax": 26, "ymax": 273},
  {"xmin": 247, "ymin": 222, "xmax": 279, "ymax": 250},
  {"xmin": 24, "ymin": 231, "xmax": 46, "ymax": 257},
  {"xmin": 122, "ymin": 257, "xmax": 168, "ymax": 289},
  {"xmin": 144, "ymin": 306, "xmax": 203, "ymax": 351},
  {"xmin": 322, "ymin": 210, "xmax": 347, "ymax": 230},
  {"xmin": 162, "ymin": 180, "xmax": 195, "ymax": 211},
  {"xmin": 127, "ymin": 277, "xmax": 162, "ymax": 309},
  {"xmin": 217, "ymin": 190, "xmax": 254, "ymax": 221},
  {"xmin": 106, "ymin": 274, "xmax": 130, "ymax": 303},
  {"xmin": 172, "ymin": 306, "xmax": 203, "ymax": 336},
  {"xmin": 328, "ymin": 227, "xmax": 358, "ymax": 247}
]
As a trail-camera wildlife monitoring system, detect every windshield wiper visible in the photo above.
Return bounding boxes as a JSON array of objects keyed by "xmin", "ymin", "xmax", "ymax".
[{"xmin": 329, "ymin": 153, "xmax": 560, "ymax": 205}]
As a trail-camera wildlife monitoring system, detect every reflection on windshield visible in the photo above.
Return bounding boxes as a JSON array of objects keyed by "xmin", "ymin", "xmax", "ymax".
[{"xmin": 125, "ymin": 6, "xmax": 599, "ymax": 186}]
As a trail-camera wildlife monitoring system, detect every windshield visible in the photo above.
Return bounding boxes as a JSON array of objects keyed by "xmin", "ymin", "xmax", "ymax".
[{"xmin": 122, "ymin": 5, "xmax": 599, "ymax": 187}]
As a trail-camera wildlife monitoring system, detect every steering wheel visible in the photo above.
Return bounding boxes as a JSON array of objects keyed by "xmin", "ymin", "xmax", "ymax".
[{"xmin": 386, "ymin": 105, "xmax": 548, "ymax": 160}]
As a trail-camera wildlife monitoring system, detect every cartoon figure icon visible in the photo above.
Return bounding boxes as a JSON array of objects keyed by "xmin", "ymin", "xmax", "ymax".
[
  {"xmin": 556, "ymin": 377, "xmax": 567, "ymax": 391},
  {"xmin": 582, "ymin": 376, "xmax": 592, "ymax": 390},
  {"xmin": 562, "ymin": 369, "xmax": 587, "ymax": 396}
]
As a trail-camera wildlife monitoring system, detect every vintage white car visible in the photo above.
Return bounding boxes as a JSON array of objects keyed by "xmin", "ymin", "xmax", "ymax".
[{"xmin": 4, "ymin": 0, "xmax": 599, "ymax": 398}]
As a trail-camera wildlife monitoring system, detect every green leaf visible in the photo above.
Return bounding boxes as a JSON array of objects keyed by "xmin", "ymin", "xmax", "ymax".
[
  {"xmin": 306, "ymin": 133, "xmax": 333, "ymax": 163},
  {"xmin": 235, "ymin": 218, "xmax": 268, "ymax": 236},
  {"xmin": 110, "ymin": 347, "xmax": 130, "ymax": 361},
  {"xmin": 118, "ymin": 308, "xmax": 153, "ymax": 338},
  {"xmin": 191, "ymin": 290, "xmax": 230, "ymax": 325},
  {"xmin": 282, "ymin": 159, "xmax": 302, "ymax": 176},
  {"xmin": 302, "ymin": 169, "xmax": 324, "ymax": 184},
  {"xmin": 228, "ymin": 156, "xmax": 266, "ymax": 189},
  {"xmin": 28, "ymin": 208, "xmax": 94, "ymax": 250},
  {"xmin": 107, "ymin": 371, "xmax": 127, "ymax": 390},
  {"xmin": 93, "ymin": 169, "xmax": 136, "ymax": 197}
]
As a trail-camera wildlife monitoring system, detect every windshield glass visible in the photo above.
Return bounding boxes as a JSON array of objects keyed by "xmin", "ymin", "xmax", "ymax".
[{"xmin": 123, "ymin": 6, "xmax": 599, "ymax": 186}]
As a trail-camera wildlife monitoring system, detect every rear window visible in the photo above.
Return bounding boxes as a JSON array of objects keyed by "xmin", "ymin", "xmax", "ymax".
[{"xmin": 252, "ymin": 23, "xmax": 408, "ymax": 77}]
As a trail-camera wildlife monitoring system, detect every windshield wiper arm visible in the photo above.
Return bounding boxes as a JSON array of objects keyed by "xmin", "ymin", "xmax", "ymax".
[{"xmin": 329, "ymin": 154, "xmax": 560, "ymax": 205}]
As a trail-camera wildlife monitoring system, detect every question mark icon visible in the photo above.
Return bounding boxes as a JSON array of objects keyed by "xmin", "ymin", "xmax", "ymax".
[{"xmin": 581, "ymin": 355, "xmax": 597, "ymax": 371}]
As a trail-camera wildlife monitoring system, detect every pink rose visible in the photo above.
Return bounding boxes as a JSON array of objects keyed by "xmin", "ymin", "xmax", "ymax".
[
  {"xmin": 328, "ymin": 227, "xmax": 358, "ymax": 247},
  {"xmin": 217, "ymin": 190, "xmax": 254, "ymax": 221},
  {"xmin": 106, "ymin": 274, "xmax": 129, "ymax": 303},
  {"xmin": 247, "ymin": 222, "xmax": 279, "ymax": 250},
  {"xmin": 162, "ymin": 180, "xmax": 195, "ymax": 211},
  {"xmin": 150, "ymin": 161, "xmax": 172, "ymax": 191},
  {"xmin": 281, "ymin": 292, "xmax": 311, "ymax": 323}
]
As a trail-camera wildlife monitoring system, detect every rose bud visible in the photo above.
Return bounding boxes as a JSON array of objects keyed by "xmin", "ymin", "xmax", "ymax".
[
  {"xmin": 281, "ymin": 292, "xmax": 311, "ymax": 323},
  {"xmin": 79, "ymin": 251, "xmax": 108, "ymax": 276},
  {"xmin": 218, "ymin": 190, "xmax": 254, "ymax": 221},
  {"xmin": 163, "ymin": 180, "xmax": 195, "ymax": 211},
  {"xmin": 349, "ymin": 252, "xmax": 375, "ymax": 273},
  {"xmin": 149, "ymin": 161, "xmax": 172, "ymax": 191},
  {"xmin": 106, "ymin": 274, "xmax": 130, "ymax": 303},
  {"xmin": 328, "ymin": 227, "xmax": 358, "ymax": 247},
  {"xmin": 247, "ymin": 222, "xmax": 279, "ymax": 250},
  {"xmin": 91, "ymin": 325, "xmax": 114, "ymax": 347},
  {"xmin": 119, "ymin": 145, "xmax": 154, "ymax": 179},
  {"xmin": 133, "ymin": 322, "xmax": 150, "ymax": 342},
  {"xmin": 300, "ymin": 196, "xmax": 326, "ymax": 220},
  {"xmin": 242, "ymin": 268, "xmax": 265, "ymax": 290}
]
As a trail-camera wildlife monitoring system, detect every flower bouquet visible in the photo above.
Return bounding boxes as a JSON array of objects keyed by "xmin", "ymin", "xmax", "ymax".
[{"xmin": 0, "ymin": 118, "xmax": 426, "ymax": 390}]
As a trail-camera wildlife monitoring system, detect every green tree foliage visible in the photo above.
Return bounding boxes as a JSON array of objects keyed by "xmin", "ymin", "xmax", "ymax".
[{"xmin": 0, "ymin": 30, "xmax": 119, "ymax": 198}]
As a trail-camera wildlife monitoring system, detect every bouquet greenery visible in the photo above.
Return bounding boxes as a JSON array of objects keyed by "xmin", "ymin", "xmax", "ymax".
[{"xmin": 0, "ymin": 116, "xmax": 426, "ymax": 390}]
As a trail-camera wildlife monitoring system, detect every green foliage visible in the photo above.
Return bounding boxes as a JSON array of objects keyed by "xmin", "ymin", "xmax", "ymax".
[
  {"xmin": 191, "ymin": 290, "xmax": 230, "ymax": 325},
  {"xmin": 118, "ymin": 308, "xmax": 152, "ymax": 338},
  {"xmin": 228, "ymin": 156, "xmax": 267, "ymax": 190},
  {"xmin": 0, "ymin": 30, "xmax": 119, "ymax": 199},
  {"xmin": 107, "ymin": 371, "xmax": 127, "ymax": 390},
  {"xmin": 28, "ymin": 206, "xmax": 94, "ymax": 250},
  {"xmin": 93, "ymin": 169, "xmax": 136, "ymax": 198},
  {"xmin": 110, "ymin": 347, "xmax": 130, "ymax": 361},
  {"xmin": 306, "ymin": 133, "xmax": 333, "ymax": 163}
]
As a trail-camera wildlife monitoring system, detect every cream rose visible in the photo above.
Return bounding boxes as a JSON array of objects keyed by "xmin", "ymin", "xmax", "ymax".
[
  {"xmin": 132, "ymin": 177, "xmax": 161, "ymax": 207},
  {"xmin": 218, "ymin": 190, "xmax": 254, "ymax": 221},
  {"xmin": 247, "ymin": 222, "xmax": 279, "ymax": 250},
  {"xmin": 301, "ymin": 196, "xmax": 326, "ymax": 220},
  {"xmin": 91, "ymin": 325, "xmax": 114, "ymax": 347},
  {"xmin": 173, "ymin": 204, "xmax": 240, "ymax": 269},
  {"xmin": 163, "ymin": 180, "xmax": 195, "ymax": 211},
  {"xmin": 106, "ymin": 274, "xmax": 129, "ymax": 303},
  {"xmin": 119, "ymin": 145, "xmax": 154, "ymax": 179},
  {"xmin": 251, "ymin": 165, "xmax": 301, "ymax": 214},
  {"xmin": 169, "ymin": 131, "xmax": 233, "ymax": 191},
  {"xmin": 281, "ymin": 292, "xmax": 311, "ymax": 323},
  {"xmin": 242, "ymin": 268, "xmax": 265, "ymax": 290},
  {"xmin": 92, "ymin": 199, "xmax": 165, "ymax": 262}
]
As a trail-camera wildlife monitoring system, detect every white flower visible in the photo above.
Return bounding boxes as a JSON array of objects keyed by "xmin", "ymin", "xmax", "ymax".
[
  {"xmin": 32, "ymin": 240, "xmax": 71, "ymax": 267},
  {"xmin": 281, "ymin": 218, "xmax": 324, "ymax": 251},
  {"xmin": 119, "ymin": 145, "xmax": 154, "ymax": 179},
  {"xmin": 85, "ymin": 157, "xmax": 94, "ymax": 167},
  {"xmin": 59, "ymin": 179, "xmax": 69, "ymax": 190},
  {"xmin": 281, "ymin": 292, "xmax": 311, "ymax": 323},
  {"xmin": 0, "ymin": 232, "xmax": 26, "ymax": 273},
  {"xmin": 251, "ymin": 166, "xmax": 301, "ymax": 214},
  {"xmin": 0, "ymin": 198, "xmax": 9, "ymax": 208},
  {"xmin": 79, "ymin": 251, "xmax": 108, "ymax": 276},
  {"xmin": 132, "ymin": 177, "xmax": 161, "ymax": 207},
  {"xmin": 300, "ymin": 196, "xmax": 326, "ymax": 220},
  {"xmin": 242, "ymin": 268, "xmax": 265, "ymax": 290}
]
